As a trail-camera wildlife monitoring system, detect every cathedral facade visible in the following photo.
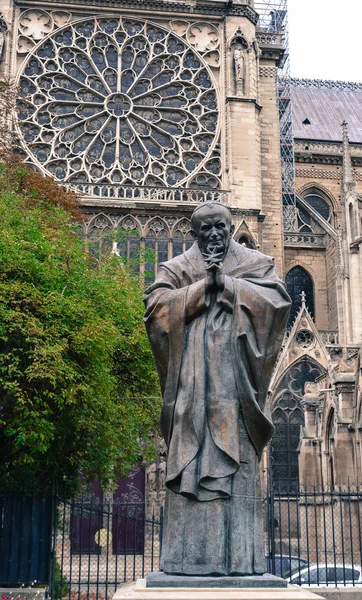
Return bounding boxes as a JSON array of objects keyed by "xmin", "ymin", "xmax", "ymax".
[{"xmin": 0, "ymin": 0, "xmax": 362, "ymax": 508}]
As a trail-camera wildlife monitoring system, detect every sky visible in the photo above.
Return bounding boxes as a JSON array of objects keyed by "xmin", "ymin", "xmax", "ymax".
[{"xmin": 287, "ymin": 0, "xmax": 362, "ymax": 82}]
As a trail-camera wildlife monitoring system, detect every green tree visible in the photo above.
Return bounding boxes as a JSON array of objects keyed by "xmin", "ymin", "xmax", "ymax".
[{"xmin": 0, "ymin": 155, "xmax": 161, "ymax": 495}]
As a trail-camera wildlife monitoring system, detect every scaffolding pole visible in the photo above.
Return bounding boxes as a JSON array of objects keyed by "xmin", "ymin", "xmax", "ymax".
[{"xmin": 254, "ymin": 0, "xmax": 297, "ymax": 230}]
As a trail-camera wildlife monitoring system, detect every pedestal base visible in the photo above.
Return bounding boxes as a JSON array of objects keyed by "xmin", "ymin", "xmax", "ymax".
[
  {"xmin": 113, "ymin": 578, "xmax": 326, "ymax": 600},
  {"xmin": 146, "ymin": 573, "xmax": 288, "ymax": 588}
]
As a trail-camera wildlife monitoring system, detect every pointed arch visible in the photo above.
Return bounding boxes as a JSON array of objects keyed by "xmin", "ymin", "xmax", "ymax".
[
  {"xmin": 118, "ymin": 214, "xmax": 142, "ymax": 232},
  {"xmin": 270, "ymin": 357, "xmax": 325, "ymax": 492},
  {"xmin": 237, "ymin": 234, "xmax": 257, "ymax": 250},
  {"xmin": 285, "ymin": 265, "xmax": 315, "ymax": 325},
  {"xmin": 117, "ymin": 215, "xmax": 142, "ymax": 269},
  {"xmin": 86, "ymin": 213, "xmax": 114, "ymax": 262},
  {"xmin": 297, "ymin": 182, "xmax": 337, "ymax": 213},
  {"xmin": 233, "ymin": 220, "xmax": 258, "ymax": 250},
  {"xmin": 171, "ymin": 217, "xmax": 193, "ymax": 257},
  {"xmin": 87, "ymin": 213, "xmax": 113, "ymax": 232},
  {"xmin": 145, "ymin": 216, "xmax": 171, "ymax": 236},
  {"xmin": 297, "ymin": 184, "xmax": 336, "ymax": 232},
  {"xmin": 272, "ymin": 355, "xmax": 325, "ymax": 405},
  {"xmin": 171, "ymin": 217, "xmax": 191, "ymax": 236},
  {"xmin": 144, "ymin": 217, "xmax": 171, "ymax": 283}
]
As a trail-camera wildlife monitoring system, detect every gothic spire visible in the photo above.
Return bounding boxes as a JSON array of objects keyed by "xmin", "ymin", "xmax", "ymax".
[{"xmin": 341, "ymin": 121, "xmax": 355, "ymax": 188}]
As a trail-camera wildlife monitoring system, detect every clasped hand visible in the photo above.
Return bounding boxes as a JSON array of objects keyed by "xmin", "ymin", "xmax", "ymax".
[{"xmin": 202, "ymin": 248, "xmax": 225, "ymax": 292}]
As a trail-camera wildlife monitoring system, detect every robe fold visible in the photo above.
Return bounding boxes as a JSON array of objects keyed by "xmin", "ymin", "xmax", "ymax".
[{"xmin": 144, "ymin": 240, "xmax": 291, "ymax": 575}]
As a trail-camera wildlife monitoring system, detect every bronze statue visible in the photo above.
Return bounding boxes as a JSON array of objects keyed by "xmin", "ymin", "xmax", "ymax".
[{"xmin": 144, "ymin": 202, "xmax": 290, "ymax": 576}]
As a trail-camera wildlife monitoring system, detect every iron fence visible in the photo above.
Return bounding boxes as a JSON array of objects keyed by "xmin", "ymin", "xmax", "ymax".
[
  {"xmin": 0, "ymin": 494, "xmax": 53, "ymax": 587},
  {"xmin": 49, "ymin": 500, "xmax": 162, "ymax": 600},
  {"xmin": 266, "ymin": 485, "xmax": 362, "ymax": 586},
  {"xmin": 1, "ymin": 486, "xmax": 362, "ymax": 598}
]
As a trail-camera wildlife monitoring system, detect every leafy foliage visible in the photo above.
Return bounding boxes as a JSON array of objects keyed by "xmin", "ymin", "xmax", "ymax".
[{"xmin": 0, "ymin": 157, "xmax": 161, "ymax": 495}]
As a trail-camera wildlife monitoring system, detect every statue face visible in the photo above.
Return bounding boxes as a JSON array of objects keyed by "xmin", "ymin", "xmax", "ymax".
[{"xmin": 191, "ymin": 206, "xmax": 235, "ymax": 256}]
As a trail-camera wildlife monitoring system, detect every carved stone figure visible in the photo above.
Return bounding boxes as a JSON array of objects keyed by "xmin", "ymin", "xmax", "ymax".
[
  {"xmin": 144, "ymin": 202, "xmax": 290, "ymax": 576},
  {"xmin": 233, "ymin": 44, "xmax": 244, "ymax": 95},
  {"xmin": 158, "ymin": 456, "xmax": 166, "ymax": 492},
  {"xmin": 147, "ymin": 462, "xmax": 157, "ymax": 493},
  {"xmin": 0, "ymin": 20, "xmax": 7, "ymax": 64}
]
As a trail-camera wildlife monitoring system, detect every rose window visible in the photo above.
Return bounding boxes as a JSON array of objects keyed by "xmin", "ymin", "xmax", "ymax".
[{"xmin": 17, "ymin": 17, "xmax": 220, "ymax": 187}]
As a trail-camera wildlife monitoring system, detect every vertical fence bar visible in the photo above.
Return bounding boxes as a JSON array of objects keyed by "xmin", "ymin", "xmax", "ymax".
[
  {"xmin": 17, "ymin": 495, "xmax": 25, "ymax": 585},
  {"xmin": 87, "ymin": 494, "xmax": 93, "ymax": 599},
  {"xmin": 295, "ymin": 487, "xmax": 301, "ymax": 577},
  {"xmin": 313, "ymin": 485, "xmax": 319, "ymax": 585},
  {"xmin": 95, "ymin": 501, "xmax": 101, "ymax": 600},
  {"xmin": 49, "ymin": 493, "xmax": 57, "ymax": 600},
  {"xmin": 357, "ymin": 488, "xmax": 362, "ymax": 581},
  {"xmin": 124, "ymin": 508, "xmax": 128, "ymax": 583},
  {"xmin": 114, "ymin": 504, "xmax": 119, "ymax": 593},
  {"xmin": 151, "ymin": 512, "xmax": 155, "ymax": 574},
  {"xmin": 330, "ymin": 486, "xmax": 337, "ymax": 586},
  {"xmin": 105, "ymin": 499, "xmax": 111, "ymax": 600},
  {"xmin": 69, "ymin": 502, "xmax": 74, "ymax": 600},
  {"xmin": 27, "ymin": 496, "xmax": 35, "ymax": 586},
  {"xmin": 133, "ymin": 510, "xmax": 137, "ymax": 580},
  {"xmin": 286, "ymin": 486, "xmax": 291, "ymax": 577},
  {"xmin": 60, "ymin": 498, "xmax": 67, "ymax": 600},
  {"xmin": 347, "ymin": 483, "xmax": 355, "ymax": 585},
  {"xmin": 277, "ymin": 486, "xmax": 283, "ymax": 575},
  {"xmin": 6, "ymin": 496, "xmax": 15, "ymax": 584},
  {"xmin": 159, "ymin": 506, "xmax": 163, "ymax": 569},
  {"xmin": 304, "ymin": 486, "xmax": 310, "ymax": 585},
  {"xmin": 321, "ymin": 484, "xmax": 328, "ymax": 574},
  {"xmin": 78, "ymin": 495, "xmax": 84, "ymax": 600},
  {"xmin": 339, "ymin": 485, "xmax": 346, "ymax": 585}
]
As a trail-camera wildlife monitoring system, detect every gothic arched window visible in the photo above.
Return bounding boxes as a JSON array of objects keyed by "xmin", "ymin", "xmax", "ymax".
[
  {"xmin": 271, "ymin": 392, "xmax": 304, "ymax": 493},
  {"xmin": 172, "ymin": 219, "xmax": 193, "ymax": 257},
  {"xmin": 304, "ymin": 192, "xmax": 332, "ymax": 223},
  {"xmin": 87, "ymin": 215, "xmax": 114, "ymax": 261},
  {"xmin": 238, "ymin": 234, "xmax": 256, "ymax": 250},
  {"xmin": 116, "ymin": 217, "xmax": 141, "ymax": 273},
  {"xmin": 144, "ymin": 222, "xmax": 170, "ymax": 284},
  {"xmin": 285, "ymin": 266, "xmax": 315, "ymax": 325},
  {"xmin": 297, "ymin": 190, "xmax": 333, "ymax": 232},
  {"xmin": 271, "ymin": 359, "xmax": 323, "ymax": 492}
]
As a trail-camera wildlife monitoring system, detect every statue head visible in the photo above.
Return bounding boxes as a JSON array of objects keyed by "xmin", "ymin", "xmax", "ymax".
[{"xmin": 190, "ymin": 202, "xmax": 235, "ymax": 257}]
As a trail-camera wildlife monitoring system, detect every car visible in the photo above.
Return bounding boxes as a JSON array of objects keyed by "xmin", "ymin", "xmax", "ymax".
[
  {"xmin": 289, "ymin": 564, "xmax": 362, "ymax": 587},
  {"xmin": 266, "ymin": 555, "xmax": 309, "ymax": 578}
]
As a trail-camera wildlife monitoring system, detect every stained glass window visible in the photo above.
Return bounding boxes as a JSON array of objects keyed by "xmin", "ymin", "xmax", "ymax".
[
  {"xmin": 271, "ymin": 359, "xmax": 323, "ymax": 492},
  {"xmin": 18, "ymin": 17, "xmax": 220, "ymax": 189},
  {"xmin": 172, "ymin": 229, "xmax": 193, "ymax": 257},
  {"xmin": 285, "ymin": 266, "xmax": 315, "ymax": 325},
  {"xmin": 304, "ymin": 193, "xmax": 331, "ymax": 223},
  {"xmin": 271, "ymin": 393, "xmax": 304, "ymax": 493}
]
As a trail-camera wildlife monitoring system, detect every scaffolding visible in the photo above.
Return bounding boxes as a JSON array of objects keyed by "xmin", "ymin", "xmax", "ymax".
[{"xmin": 254, "ymin": 0, "xmax": 296, "ymax": 230}]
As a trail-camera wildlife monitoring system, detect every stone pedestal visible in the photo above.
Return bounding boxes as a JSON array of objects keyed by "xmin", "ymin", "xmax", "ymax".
[
  {"xmin": 113, "ymin": 578, "xmax": 326, "ymax": 600},
  {"xmin": 146, "ymin": 573, "xmax": 288, "ymax": 588}
]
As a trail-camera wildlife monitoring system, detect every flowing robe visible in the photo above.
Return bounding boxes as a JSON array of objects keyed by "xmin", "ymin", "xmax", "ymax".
[{"xmin": 144, "ymin": 240, "xmax": 290, "ymax": 576}]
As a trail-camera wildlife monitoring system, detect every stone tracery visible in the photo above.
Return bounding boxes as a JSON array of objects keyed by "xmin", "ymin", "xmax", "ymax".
[{"xmin": 17, "ymin": 16, "xmax": 220, "ymax": 188}]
